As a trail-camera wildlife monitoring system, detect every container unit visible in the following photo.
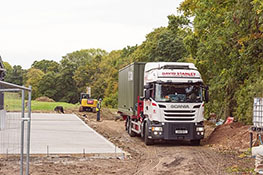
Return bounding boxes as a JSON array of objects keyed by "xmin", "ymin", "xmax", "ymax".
[{"xmin": 118, "ymin": 62, "xmax": 145, "ymax": 116}]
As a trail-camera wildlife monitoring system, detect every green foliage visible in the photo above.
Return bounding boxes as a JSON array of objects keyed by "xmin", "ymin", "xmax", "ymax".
[
  {"xmin": 25, "ymin": 68, "xmax": 44, "ymax": 99},
  {"xmin": 62, "ymin": 49, "xmax": 107, "ymax": 67},
  {"xmin": 32, "ymin": 60, "xmax": 59, "ymax": 73},
  {"xmin": 38, "ymin": 72, "xmax": 58, "ymax": 100},
  {"xmin": 4, "ymin": 65, "xmax": 25, "ymax": 85},
  {"xmin": 3, "ymin": 62, "xmax": 12, "ymax": 72},
  {"xmin": 4, "ymin": 93, "xmax": 22, "ymax": 111},
  {"xmin": 180, "ymin": 0, "xmax": 263, "ymax": 123},
  {"xmin": 58, "ymin": 49, "xmax": 108, "ymax": 103},
  {"xmin": 103, "ymin": 91, "xmax": 118, "ymax": 108},
  {"xmin": 56, "ymin": 59, "xmax": 79, "ymax": 103},
  {"xmin": 131, "ymin": 22, "xmax": 188, "ymax": 62}
]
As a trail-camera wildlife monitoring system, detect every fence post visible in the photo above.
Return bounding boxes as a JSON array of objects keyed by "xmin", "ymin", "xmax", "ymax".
[
  {"xmin": 26, "ymin": 86, "xmax": 32, "ymax": 175},
  {"xmin": 20, "ymin": 90, "xmax": 25, "ymax": 175}
]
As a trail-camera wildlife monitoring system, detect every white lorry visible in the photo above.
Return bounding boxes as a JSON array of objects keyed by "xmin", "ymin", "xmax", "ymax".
[{"xmin": 118, "ymin": 62, "xmax": 209, "ymax": 145}]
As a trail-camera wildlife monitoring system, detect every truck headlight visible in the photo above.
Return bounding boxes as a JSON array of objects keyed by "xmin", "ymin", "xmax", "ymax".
[
  {"xmin": 196, "ymin": 127, "xmax": 204, "ymax": 132},
  {"xmin": 152, "ymin": 127, "xmax": 163, "ymax": 131}
]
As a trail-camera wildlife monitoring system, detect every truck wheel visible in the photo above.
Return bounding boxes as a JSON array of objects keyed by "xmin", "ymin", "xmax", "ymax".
[
  {"xmin": 128, "ymin": 118, "xmax": 136, "ymax": 137},
  {"xmin": 144, "ymin": 122, "xmax": 154, "ymax": 145},
  {"xmin": 190, "ymin": 139, "xmax": 200, "ymax": 146},
  {"xmin": 79, "ymin": 106, "xmax": 83, "ymax": 112}
]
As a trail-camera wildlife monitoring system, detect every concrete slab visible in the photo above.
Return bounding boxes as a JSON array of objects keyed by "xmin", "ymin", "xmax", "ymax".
[{"xmin": 0, "ymin": 113, "xmax": 123, "ymax": 155}]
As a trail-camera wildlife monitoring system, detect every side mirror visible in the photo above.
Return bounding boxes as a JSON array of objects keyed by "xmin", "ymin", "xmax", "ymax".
[
  {"xmin": 145, "ymin": 90, "xmax": 151, "ymax": 100},
  {"xmin": 205, "ymin": 86, "xmax": 209, "ymax": 103}
]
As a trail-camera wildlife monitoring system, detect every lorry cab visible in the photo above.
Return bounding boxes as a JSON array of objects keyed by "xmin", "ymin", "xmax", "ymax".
[
  {"xmin": 143, "ymin": 62, "xmax": 208, "ymax": 144},
  {"xmin": 118, "ymin": 62, "xmax": 208, "ymax": 145}
]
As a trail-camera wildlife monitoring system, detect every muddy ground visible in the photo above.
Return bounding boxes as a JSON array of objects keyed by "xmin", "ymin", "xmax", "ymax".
[{"xmin": 0, "ymin": 109, "xmax": 255, "ymax": 174}]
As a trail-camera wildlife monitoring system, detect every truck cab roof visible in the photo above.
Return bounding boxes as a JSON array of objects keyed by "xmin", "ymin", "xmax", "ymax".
[
  {"xmin": 145, "ymin": 62, "xmax": 197, "ymax": 72},
  {"xmin": 144, "ymin": 62, "xmax": 202, "ymax": 84}
]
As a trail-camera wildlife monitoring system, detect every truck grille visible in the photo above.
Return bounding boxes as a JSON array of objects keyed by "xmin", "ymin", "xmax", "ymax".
[{"xmin": 164, "ymin": 110, "xmax": 195, "ymax": 121}]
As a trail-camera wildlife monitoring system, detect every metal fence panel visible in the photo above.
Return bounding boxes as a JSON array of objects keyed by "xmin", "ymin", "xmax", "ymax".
[
  {"xmin": 0, "ymin": 81, "xmax": 31, "ymax": 175},
  {"xmin": 253, "ymin": 98, "xmax": 263, "ymax": 128}
]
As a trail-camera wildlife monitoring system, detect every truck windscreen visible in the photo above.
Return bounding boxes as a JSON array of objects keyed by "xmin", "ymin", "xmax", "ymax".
[{"xmin": 155, "ymin": 83, "xmax": 203, "ymax": 103}]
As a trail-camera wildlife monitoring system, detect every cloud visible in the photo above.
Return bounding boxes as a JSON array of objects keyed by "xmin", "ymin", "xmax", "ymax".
[{"xmin": 0, "ymin": 0, "xmax": 182, "ymax": 68}]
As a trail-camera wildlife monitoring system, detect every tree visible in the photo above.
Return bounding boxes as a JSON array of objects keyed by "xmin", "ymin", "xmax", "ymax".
[
  {"xmin": 180, "ymin": 0, "xmax": 263, "ymax": 123},
  {"xmin": 130, "ymin": 16, "xmax": 189, "ymax": 62},
  {"xmin": 38, "ymin": 72, "xmax": 58, "ymax": 100},
  {"xmin": 5, "ymin": 65, "xmax": 25, "ymax": 85},
  {"xmin": 3, "ymin": 62, "xmax": 12, "ymax": 72},
  {"xmin": 25, "ymin": 68, "xmax": 44, "ymax": 99},
  {"xmin": 56, "ymin": 59, "xmax": 79, "ymax": 103},
  {"xmin": 62, "ymin": 49, "xmax": 107, "ymax": 67},
  {"xmin": 32, "ymin": 60, "xmax": 59, "ymax": 73}
]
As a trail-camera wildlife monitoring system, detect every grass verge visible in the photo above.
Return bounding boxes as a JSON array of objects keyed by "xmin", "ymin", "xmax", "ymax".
[
  {"xmin": 31, "ymin": 101, "xmax": 79, "ymax": 112},
  {"xmin": 4, "ymin": 93, "xmax": 79, "ymax": 112}
]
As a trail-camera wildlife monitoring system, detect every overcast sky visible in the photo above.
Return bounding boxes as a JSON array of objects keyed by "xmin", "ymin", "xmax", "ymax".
[{"xmin": 0, "ymin": 0, "xmax": 183, "ymax": 69}]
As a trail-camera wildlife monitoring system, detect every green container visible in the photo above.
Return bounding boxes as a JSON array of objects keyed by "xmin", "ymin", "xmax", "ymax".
[{"xmin": 118, "ymin": 62, "xmax": 146, "ymax": 116}]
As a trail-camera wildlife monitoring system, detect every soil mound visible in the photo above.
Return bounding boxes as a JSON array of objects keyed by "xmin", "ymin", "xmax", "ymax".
[
  {"xmin": 206, "ymin": 122, "xmax": 251, "ymax": 151},
  {"xmin": 78, "ymin": 108, "xmax": 116, "ymax": 121},
  {"xmin": 35, "ymin": 96, "xmax": 55, "ymax": 102},
  {"xmin": 101, "ymin": 108, "xmax": 116, "ymax": 120}
]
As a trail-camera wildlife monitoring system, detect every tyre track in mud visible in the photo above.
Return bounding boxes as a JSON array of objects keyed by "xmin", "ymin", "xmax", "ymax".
[
  {"xmin": 114, "ymin": 134, "xmax": 160, "ymax": 175},
  {"xmin": 120, "ymin": 138, "xmax": 238, "ymax": 175},
  {"xmin": 190, "ymin": 147, "xmax": 221, "ymax": 174},
  {"xmin": 79, "ymin": 116, "xmax": 254, "ymax": 175},
  {"xmin": 139, "ymin": 145, "xmax": 225, "ymax": 175},
  {"xmin": 195, "ymin": 148, "xmax": 223, "ymax": 174},
  {"xmin": 133, "ymin": 146, "xmax": 160, "ymax": 175},
  {"xmin": 87, "ymin": 120, "xmax": 221, "ymax": 174}
]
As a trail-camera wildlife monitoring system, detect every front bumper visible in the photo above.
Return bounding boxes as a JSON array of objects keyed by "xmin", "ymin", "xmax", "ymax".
[{"xmin": 148, "ymin": 122, "xmax": 204, "ymax": 141}]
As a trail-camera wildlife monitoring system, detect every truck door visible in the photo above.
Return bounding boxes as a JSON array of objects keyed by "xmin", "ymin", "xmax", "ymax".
[{"xmin": 144, "ymin": 84, "xmax": 154, "ymax": 120}]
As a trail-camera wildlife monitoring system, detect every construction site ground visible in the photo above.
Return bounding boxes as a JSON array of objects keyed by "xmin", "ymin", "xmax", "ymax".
[{"xmin": 0, "ymin": 108, "xmax": 255, "ymax": 174}]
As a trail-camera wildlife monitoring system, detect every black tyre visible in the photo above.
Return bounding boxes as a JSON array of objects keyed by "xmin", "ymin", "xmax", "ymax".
[
  {"xmin": 190, "ymin": 139, "xmax": 200, "ymax": 146},
  {"xmin": 127, "ymin": 117, "xmax": 136, "ymax": 137},
  {"xmin": 144, "ymin": 122, "xmax": 154, "ymax": 145},
  {"xmin": 87, "ymin": 107, "xmax": 92, "ymax": 112}
]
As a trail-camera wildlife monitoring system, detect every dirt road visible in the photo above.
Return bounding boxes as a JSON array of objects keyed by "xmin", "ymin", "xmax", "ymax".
[
  {"xmin": 82, "ymin": 117, "xmax": 254, "ymax": 175},
  {"xmin": 0, "ymin": 111, "xmax": 254, "ymax": 174}
]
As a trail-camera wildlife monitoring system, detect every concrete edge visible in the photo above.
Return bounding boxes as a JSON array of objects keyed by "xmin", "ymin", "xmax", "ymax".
[{"xmin": 73, "ymin": 114, "xmax": 123, "ymax": 153}]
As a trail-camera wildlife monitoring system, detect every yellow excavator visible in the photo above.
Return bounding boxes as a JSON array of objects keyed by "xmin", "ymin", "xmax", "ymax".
[{"xmin": 79, "ymin": 87, "xmax": 98, "ymax": 112}]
